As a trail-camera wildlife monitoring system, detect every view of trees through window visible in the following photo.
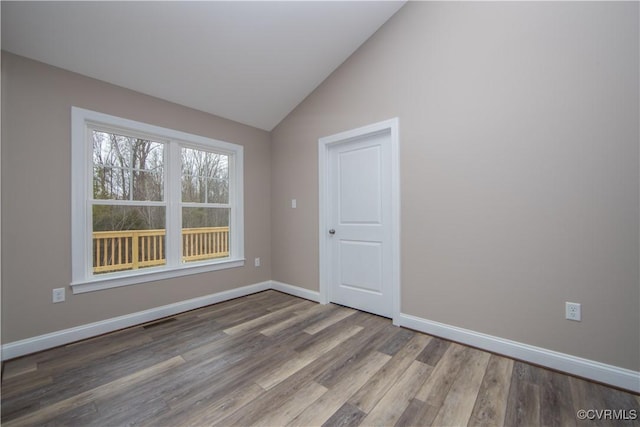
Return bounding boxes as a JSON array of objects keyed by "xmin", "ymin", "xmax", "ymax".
[
  {"xmin": 91, "ymin": 129, "xmax": 231, "ymax": 274},
  {"xmin": 181, "ymin": 146, "xmax": 230, "ymax": 229},
  {"xmin": 92, "ymin": 130, "xmax": 165, "ymax": 232}
]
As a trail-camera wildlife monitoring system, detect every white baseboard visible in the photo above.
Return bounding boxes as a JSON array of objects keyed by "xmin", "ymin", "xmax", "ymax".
[
  {"xmin": 398, "ymin": 313, "xmax": 640, "ymax": 393},
  {"xmin": 270, "ymin": 280, "xmax": 321, "ymax": 302},
  {"xmin": 1, "ymin": 281, "xmax": 271, "ymax": 361}
]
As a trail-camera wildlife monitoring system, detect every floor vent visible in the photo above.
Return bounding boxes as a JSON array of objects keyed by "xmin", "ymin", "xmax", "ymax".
[{"xmin": 142, "ymin": 318, "xmax": 178, "ymax": 329}]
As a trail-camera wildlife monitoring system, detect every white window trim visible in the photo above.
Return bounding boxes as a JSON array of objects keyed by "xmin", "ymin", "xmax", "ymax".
[{"xmin": 71, "ymin": 107, "xmax": 244, "ymax": 294}]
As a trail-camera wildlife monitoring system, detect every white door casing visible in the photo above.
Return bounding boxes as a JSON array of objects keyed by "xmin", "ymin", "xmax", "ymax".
[{"xmin": 318, "ymin": 118, "xmax": 400, "ymax": 324}]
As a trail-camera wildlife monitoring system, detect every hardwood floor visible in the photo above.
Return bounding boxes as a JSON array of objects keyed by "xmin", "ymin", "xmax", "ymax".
[{"xmin": 2, "ymin": 290, "xmax": 639, "ymax": 426}]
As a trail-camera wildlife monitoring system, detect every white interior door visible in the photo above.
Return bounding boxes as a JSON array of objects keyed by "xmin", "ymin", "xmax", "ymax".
[{"xmin": 326, "ymin": 128, "xmax": 394, "ymax": 318}]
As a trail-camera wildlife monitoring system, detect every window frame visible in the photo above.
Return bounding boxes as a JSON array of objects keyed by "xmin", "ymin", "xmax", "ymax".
[{"xmin": 71, "ymin": 107, "xmax": 244, "ymax": 294}]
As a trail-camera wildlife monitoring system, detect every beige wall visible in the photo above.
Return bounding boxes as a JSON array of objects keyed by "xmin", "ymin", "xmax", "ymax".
[
  {"xmin": 1, "ymin": 52, "xmax": 272, "ymax": 342},
  {"xmin": 2, "ymin": 2, "xmax": 638, "ymax": 373},
  {"xmin": 271, "ymin": 2, "xmax": 639, "ymax": 371}
]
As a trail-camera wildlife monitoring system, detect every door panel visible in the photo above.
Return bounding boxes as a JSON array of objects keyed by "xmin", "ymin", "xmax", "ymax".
[
  {"xmin": 339, "ymin": 240, "xmax": 383, "ymax": 293},
  {"xmin": 338, "ymin": 145, "xmax": 382, "ymax": 224}
]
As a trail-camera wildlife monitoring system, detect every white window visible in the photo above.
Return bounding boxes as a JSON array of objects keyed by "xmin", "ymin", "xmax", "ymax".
[{"xmin": 71, "ymin": 107, "xmax": 244, "ymax": 293}]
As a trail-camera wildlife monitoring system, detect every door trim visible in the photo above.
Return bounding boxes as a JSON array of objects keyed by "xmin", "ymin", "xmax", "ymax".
[{"xmin": 318, "ymin": 118, "xmax": 400, "ymax": 325}]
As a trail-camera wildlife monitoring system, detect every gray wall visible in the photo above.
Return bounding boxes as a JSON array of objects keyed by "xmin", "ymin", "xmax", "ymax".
[
  {"xmin": 271, "ymin": 2, "xmax": 639, "ymax": 371},
  {"xmin": 1, "ymin": 52, "xmax": 272, "ymax": 342}
]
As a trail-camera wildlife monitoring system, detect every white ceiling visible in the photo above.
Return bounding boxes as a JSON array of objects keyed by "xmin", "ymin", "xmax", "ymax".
[{"xmin": 2, "ymin": 1, "xmax": 405, "ymax": 131}]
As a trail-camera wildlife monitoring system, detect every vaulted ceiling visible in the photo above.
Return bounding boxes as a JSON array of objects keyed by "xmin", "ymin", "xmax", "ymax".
[{"xmin": 2, "ymin": 1, "xmax": 405, "ymax": 130}]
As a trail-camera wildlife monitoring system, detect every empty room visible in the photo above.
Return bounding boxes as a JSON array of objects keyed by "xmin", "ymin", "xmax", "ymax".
[{"xmin": 1, "ymin": 1, "xmax": 639, "ymax": 426}]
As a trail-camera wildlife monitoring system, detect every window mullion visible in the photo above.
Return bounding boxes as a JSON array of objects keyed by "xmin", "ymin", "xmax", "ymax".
[
  {"xmin": 84, "ymin": 124, "xmax": 94, "ymax": 281},
  {"xmin": 228, "ymin": 153, "xmax": 236, "ymax": 260},
  {"xmin": 165, "ymin": 141, "xmax": 182, "ymax": 267},
  {"xmin": 129, "ymin": 143, "xmax": 134, "ymax": 201}
]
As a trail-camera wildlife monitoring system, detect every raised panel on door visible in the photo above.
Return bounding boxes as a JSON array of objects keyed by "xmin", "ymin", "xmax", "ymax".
[
  {"xmin": 338, "ymin": 240, "xmax": 383, "ymax": 294},
  {"xmin": 338, "ymin": 145, "xmax": 382, "ymax": 224}
]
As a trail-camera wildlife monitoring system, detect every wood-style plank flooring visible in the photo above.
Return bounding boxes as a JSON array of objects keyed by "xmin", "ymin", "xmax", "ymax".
[{"xmin": 2, "ymin": 290, "xmax": 639, "ymax": 426}]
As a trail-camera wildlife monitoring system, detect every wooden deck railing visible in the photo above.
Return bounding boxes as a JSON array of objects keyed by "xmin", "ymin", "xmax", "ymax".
[{"xmin": 93, "ymin": 227, "xmax": 229, "ymax": 273}]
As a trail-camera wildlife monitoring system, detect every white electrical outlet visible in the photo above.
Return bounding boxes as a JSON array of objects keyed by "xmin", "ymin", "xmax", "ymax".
[
  {"xmin": 53, "ymin": 288, "xmax": 65, "ymax": 303},
  {"xmin": 565, "ymin": 302, "xmax": 581, "ymax": 321},
  {"xmin": 291, "ymin": 199, "xmax": 297, "ymax": 209},
  {"xmin": 254, "ymin": 257, "xmax": 261, "ymax": 267}
]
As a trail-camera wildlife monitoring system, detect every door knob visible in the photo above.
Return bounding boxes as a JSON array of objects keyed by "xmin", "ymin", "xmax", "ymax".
[{"xmin": 329, "ymin": 229, "xmax": 336, "ymax": 235}]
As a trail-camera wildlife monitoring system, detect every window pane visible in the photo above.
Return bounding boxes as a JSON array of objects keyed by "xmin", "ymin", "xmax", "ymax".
[
  {"xmin": 92, "ymin": 205, "xmax": 166, "ymax": 274},
  {"xmin": 93, "ymin": 130, "xmax": 131, "ymax": 169},
  {"xmin": 181, "ymin": 147, "xmax": 229, "ymax": 203},
  {"xmin": 206, "ymin": 178, "xmax": 229, "ymax": 204},
  {"xmin": 133, "ymin": 169, "xmax": 163, "ymax": 201},
  {"xmin": 93, "ymin": 166, "xmax": 130, "ymax": 200},
  {"xmin": 133, "ymin": 141, "xmax": 164, "ymax": 171},
  {"xmin": 208, "ymin": 153, "xmax": 229, "ymax": 180},
  {"xmin": 182, "ymin": 207, "xmax": 229, "ymax": 263},
  {"xmin": 181, "ymin": 174, "xmax": 205, "ymax": 203},
  {"xmin": 93, "ymin": 130, "xmax": 164, "ymax": 201}
]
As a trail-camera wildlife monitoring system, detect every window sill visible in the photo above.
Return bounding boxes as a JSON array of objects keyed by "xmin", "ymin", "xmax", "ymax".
[{"xmin": 70, "ymin": 258, "xmax": 245, "ymax": 294}]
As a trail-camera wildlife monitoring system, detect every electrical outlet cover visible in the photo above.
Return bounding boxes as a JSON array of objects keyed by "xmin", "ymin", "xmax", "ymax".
[
  {"xmin": 565, "ymin": 302, "xmax": 581, "ymax": 321},
  {"xmin": 53, "ymin": 288, "xmax": 65, "ymax": 303}
]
